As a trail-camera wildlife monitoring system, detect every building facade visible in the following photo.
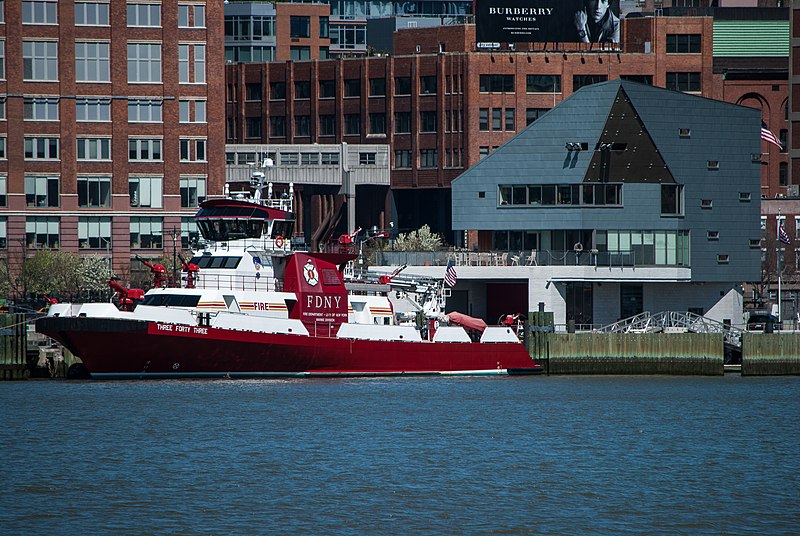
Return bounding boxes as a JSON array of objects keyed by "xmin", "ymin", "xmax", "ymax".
[
  {"xmin": 226, "ymin": 13, "xmax": 788, "ymax": 243},
  {"xmin": 0, "ymin": 0, "xmax": 225, "ymax": 286},
  {"xmin": 446, "ymin": 80, "xmax": 762, "ymax": 327}
]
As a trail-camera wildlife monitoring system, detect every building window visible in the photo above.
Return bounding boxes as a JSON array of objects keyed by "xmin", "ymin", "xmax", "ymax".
[
  {"xmin": 178, "ymin": 3, "xmax": 205, "ymax": 28},
  {"xmin": 526, "ymin": 108, "xmax": 549, "ymax": 125},
  {"xmin": 128, "ymin": 99, "xmax": 162, "ymax": 122},
  {"xmin": 23, "ymin": 97, "xmax": 59, "ymax": 121},
  {"xmin": 128, "ymin": 138, "xmax": 162, "ymax": 161},
  {"xmin": 319, "ymin": 16, "xmax": 329, "ymax": 38},
  {"xmin": 661, "ymin": 184, "xmax": 683, "ymax": 215},
  {"xmin": 419, "ymin": 111, "xmax": 436, "ymax": 133},
  {"xmin": 0, "ymin": 41, "xmax": 4, "ymax": 79},
  {"xmin": 301, "ymin": 152, "xmax": 318, "ymax": 165},
  {"xmin": 77, "ymin": 176, "xmax": 111, "ymax": 208},
  {"xmin": 280, "ymin": 152, "xmax": 299, "ymax": 166},
  {"xmin": 394, "ymin": 150, "xmax": 411, "ymax": 169},
  {"xmin": 270, "ymin": 116, "xmax": 285, "ymax": 137},
  {"xmin": 666, "ymin": 72, "xmax": 701, "ymax": 92},
  {"xmin": 329, "ymin": 24, "xmax": 365, "ymax": 49},
  {"xmin": 23, "ymin": 41, "xmax": 58, "ymax": 81},
  {"xmin": 179, "ymin": 43, "xmax": 205, "ymax": 84},
  {"xmin": 0, "ymin": 175, "xmax": 6, "ymax": 207},
  {"xmin": 319, "ymin": 47, "xmax": 330, "ymax": 60},
  {"xmin": 76, "ymin": 42, "xmax": 110, "ymax": 82},
  {"xmin": 0, "ymin": 136, "xmax": 5, "ymax": 159},
  {"xmin": 290, "ymin": 46, "xmax": 310, "ymax": 61},
  {"xmin": 76, "ymin": 1, "xmax": 110, "ymax": 25},
  {"xmin": 180, "ymin": 176, "xmax": 206, "ymax": 208},
  {"xmin": 294, "ymin": 81, "xmax": 310, "ymax": 99},
  {"xmin": 246, "ymin": 117, "xmax": 262, "ymax": 138},
  {"xmin": 369, "ymin": 78, "xmax": 386, "ymax": 96},
  {"xmin": 480, "ymin": 74, "xmax": 514, "ymax": 93},
  {"xmin": 319, "ymin": 80, "xmax": 335, "ymax": 98},
  {"xmin": 23, "ymin": 0, "xmax": 57, "ymax": 24},
  {"xmin": 181, "ymin": 217, "xmax": 199, "ymax": 249},
  {"xmin": 479, "ymin": 108, "xmax": 489, "ymax": 131},
  {"xmin": 666, "ymin": 34, "xmax": 701, "ymax": 53},
  {"xmin": 290, "ymin": 16, "xmax": 310, "ymax": 38},
  {"xmin": 780, "ymin": 162, "xmax": 788, "ymax": 186},
  {"xmin": 345, "ymin": 114, "xmax": 360, "ymax": 135},
  {"xmin": 180, "ymin": 138, "xmax": 207, "ymax": 162},
  {"xmin": 127, "ymin": 2, "xmax": 160, "ymax": 26},
  {"xmin": 295, "ymin": 116, "xmax": 310, "ymax": 137},
  {"xmin": 420, "ymin": 76, "xmax": 437, "ymax": 95},
  {"xmin": 129, "ymin": 175, "xmax": 162, "ymax": 208},
  {"xmin": 76, "ymin": 98, "xmax": 111, "ymax": 121},
  {"xmin": 26, "ymin": 217, "xmax": 59, "ymax": 249},
  {"xmin": 179, "ymin": 99, "xmax": 206, "ymax": 123},
  {"xmin": 573, "ymin": 74, "xmax": 607, "ymax": 91},
  {"xmin": 344, "ymin": 79, "xmax": 360, "ymax": 97},
  {"xmin": 359, "ymin": 152, "xmax": 376, "ymax": 165},
  {"xmin": 25, "ymin": 175, "xmax": 59, "ymax": 207},
  {"xmin": 369, "ymin": 113, "xmax": 386, "ymax": 135},
  {"xmin": 270, "ymin": 82, "xmax": 286, "ymax": 100},
  {"xmin": 24, "ymin": 137, "xmax": 59, "ymax": 160},
  {"xmin": 128, "ymin": 43, "xmax": 162, "ymax": 83},
  {"xmin": 321, "ymin": 152, "xmax": 339, "ymax": 165},
  {"xmin": 320, "ymin": 115, "xmax": 335, "ymax": 137},
  {"xmin": 0, "ymin": 1, "xmax": 3, "ymax": 23},
  {"xmin": 225, "ymin": 14, "xmax": 274, "ymax": 41},
  {"xmin": 620, "ymin": 74, "xmax": 653, "ymax": 85},
  {"xmin": 77, "ymin": 138, "xmax": 111, "ymax": 160},
  {"xmin": 505, "ymin": 109, "xmax": 515, "ymax": 131},
  {"xmin": 480, "ymin": 146, "xmax": 490, "ymax": 160},
  {"xmin": 395, "ymin": 77, "xmax": 411, "ymax": 95},
  {"xmin": 394, "ymin": 112, "xmax": 411, "ymax": 134},
  {"xmin": 420, "ymin": 149, "xmax": 437, "ymax": 168},
  {"xmin": 78, "ymin": 217, "xmax": 112, "ymax": 249},
  {"xmin": 492, "ymin": 109, "xmax": 502, "ymax": 131},
  {"xmin": 130, "ymin": 217, "xmax": 163, "ymax": 249},
  {"xmin": 246, "ymin": 83, "xmax": 262, "ymax": 101},
  {"xmin": 0, "ymin": 217, "xmax": 5, "ymax": 249},
  {"xmin": 780, "ymin": 129, "xmax": 787, "ymax": 153},
  {"xmin": 526, "ymin": 74, "xmax": 560, "ymax": 93}
]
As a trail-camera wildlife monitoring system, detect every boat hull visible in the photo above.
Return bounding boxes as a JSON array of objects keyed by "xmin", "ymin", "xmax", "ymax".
[{"xmin": 36, "ymin": 317, "xmax": 543, "ymax": 379}]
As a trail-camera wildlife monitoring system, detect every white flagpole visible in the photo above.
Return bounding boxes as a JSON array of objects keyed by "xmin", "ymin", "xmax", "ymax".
[{"xmin": 778, "ymin": 212, "xmax": 782, "ymax": 323}]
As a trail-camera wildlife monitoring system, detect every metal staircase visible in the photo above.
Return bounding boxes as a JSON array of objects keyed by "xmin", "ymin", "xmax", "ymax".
[{"xmin": 596, "ymin": 311, "xmax": 743, "ymax": 348}]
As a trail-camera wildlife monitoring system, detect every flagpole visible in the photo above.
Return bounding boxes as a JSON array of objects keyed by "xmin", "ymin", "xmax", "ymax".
[{"xmin": 778, "ymin": 211, "xmax": 782, "ymax": 323}]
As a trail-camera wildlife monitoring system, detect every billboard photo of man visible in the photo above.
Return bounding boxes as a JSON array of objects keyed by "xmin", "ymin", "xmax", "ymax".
[{"xmin": 574, "ymin": 0, "xmax": 619, "ymax": 43}]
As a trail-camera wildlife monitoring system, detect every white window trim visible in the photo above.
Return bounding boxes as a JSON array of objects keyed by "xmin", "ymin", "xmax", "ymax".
[
  {"xmin": 75, "ymin": 40, "xmax": 111, "ymax": 83},
  {"xmin": 75, "ymin": 0, "xmax": 111, "ymax": 27},
  {"xmin": 128, "ymin": 137, "xmax": 164, "ymax": 162},
  {"xmin": 127, "ymin": 41, "xmax": 163, "ymax": 85},
  {"xmin": 76, "ymin": 97, "xmax": 112, "ymax": 122},
  {"xmin": 22, "ymin": 0, "xmax": 59, "ymax": 25},
  {"xmin": 178, "ymin": 3, "xmax": 206, "ymax": 29},
  {"xmin": 22, "ymin": 39, "xmax": 59, "ymax": 82},
  {"xmin": 126, "ymin": 1, "xmax": 163, "ymax": 28},
  {"xmin": 77, "ymin": 137, "xmax": 112, "ymax": 161},
  {"xmin": 24, "ymin": 135, "xmax": 60, "ymax": 161}
]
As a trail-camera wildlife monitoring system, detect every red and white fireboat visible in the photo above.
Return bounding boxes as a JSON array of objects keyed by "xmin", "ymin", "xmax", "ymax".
[{"xmin": 36, "ymin": 180, "xmax": 543, "ymax": 379}]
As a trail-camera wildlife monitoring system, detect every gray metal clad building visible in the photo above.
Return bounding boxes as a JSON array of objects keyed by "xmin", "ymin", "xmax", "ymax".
[{"xmin": 452, "ymin": 79, "xmax": 762, "ymax": 284}]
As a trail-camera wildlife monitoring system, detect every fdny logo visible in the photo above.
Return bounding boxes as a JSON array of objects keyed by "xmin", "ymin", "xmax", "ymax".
[{"xmin": 303, "ymin": 260, "xmax": 319, "ymax": 286}]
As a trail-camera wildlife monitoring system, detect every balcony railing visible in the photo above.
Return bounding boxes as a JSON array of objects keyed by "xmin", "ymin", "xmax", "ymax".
[{"xmin": 373, "ymin": 250, "xmax": 689, "ymax": 269}]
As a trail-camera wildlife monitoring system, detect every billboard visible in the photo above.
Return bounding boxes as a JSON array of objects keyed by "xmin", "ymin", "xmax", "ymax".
[{"xmin": 475, "ymin": 0, "xmax": 621, "ymax": 44}]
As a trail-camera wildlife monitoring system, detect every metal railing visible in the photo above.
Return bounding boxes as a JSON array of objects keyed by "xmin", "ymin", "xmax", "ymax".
[{"xmin": 596, "ymin": 311, "xmax": 743, "ymax": 348}]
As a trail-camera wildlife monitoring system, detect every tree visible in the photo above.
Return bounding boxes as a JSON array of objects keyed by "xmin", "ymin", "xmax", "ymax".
[{"xmin": 392, "ymin": 225, "xmax": 444, "ymax": 252}]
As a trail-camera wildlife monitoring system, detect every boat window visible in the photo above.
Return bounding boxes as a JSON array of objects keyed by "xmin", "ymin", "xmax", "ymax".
[
  {"xmin": 271, "ymin": 220, "xmax": 294, "ymax": 239},
  {"xmin": 188, "ymin": 256, "xmax": 241, "ymax": 269},
  {"xmin": 141, "ymin": 294, "xmax": 202, "ymax": 307}
]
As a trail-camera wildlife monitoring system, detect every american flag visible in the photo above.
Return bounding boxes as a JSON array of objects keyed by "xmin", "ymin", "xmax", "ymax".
[
  {"xmin": 444, "ymin": 258, "xmax": 458, "ymax": 288},
  {"xmin": 779, "ymin": 220, "xmax": 791, "ymax": 245},
  {"xmin": 761, "ymin": 121, "xmax": 782, "ymax": 149}
]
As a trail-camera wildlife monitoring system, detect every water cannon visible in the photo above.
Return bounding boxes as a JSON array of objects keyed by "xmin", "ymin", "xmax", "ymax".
[
  {"xmin": 178, "ymin": 254, "xmax": 200, "ymax": 289},
  {"xmin": 135, "ymin": 255, "xmax": 167, "ymax": 288}
]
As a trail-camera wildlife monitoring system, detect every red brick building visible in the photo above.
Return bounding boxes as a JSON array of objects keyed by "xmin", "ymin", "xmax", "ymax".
[
  {"xmin": 226, "ymin": 15, "xmax": 788, "ymax": 241},
  {"xmin": 0, "ymin": 0, "xmax": 225, "ymax": 284}
]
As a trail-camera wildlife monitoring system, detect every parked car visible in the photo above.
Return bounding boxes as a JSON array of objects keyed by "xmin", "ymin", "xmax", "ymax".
[{"xmin": 746, "ymin": 313, "xmax": 781, "ymax": 332}]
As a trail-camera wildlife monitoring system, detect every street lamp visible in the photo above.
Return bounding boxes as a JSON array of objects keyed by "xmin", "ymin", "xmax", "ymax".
[{"xmin": 171, "ymin": 227, "xmax": 178, "ymax": 287}]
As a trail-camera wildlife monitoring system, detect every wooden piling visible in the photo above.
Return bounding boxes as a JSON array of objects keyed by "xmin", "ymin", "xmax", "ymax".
[
  {"xmin": 0, "ymin": 314, "xmax": 29, "ymax": 380},
  {"xmin": 742, "ymin": 334, "xmax": 800, "ymax": 376}
]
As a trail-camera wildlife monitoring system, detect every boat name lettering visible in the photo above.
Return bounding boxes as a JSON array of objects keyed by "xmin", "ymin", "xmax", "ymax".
[
  {"xmin": 157, "ymin": 323, "xmax": 208, "ymax": 335},
  {"xmin": 306, "ymin": 295, "xmax": 342, "ymax": 309}
]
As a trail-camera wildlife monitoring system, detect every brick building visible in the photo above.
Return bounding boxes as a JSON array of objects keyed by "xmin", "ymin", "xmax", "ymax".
[
  {"xmin": 0, "ymin": 0, "xmax": 225, "ymax": 285},
  {"xmin": 226, "ymin": 12, "xmax": 788, "ymax": 244}
]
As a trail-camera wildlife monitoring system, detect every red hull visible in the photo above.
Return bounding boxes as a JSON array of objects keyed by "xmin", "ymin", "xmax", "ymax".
[{"xmin": 37, "ymin": 317, "xmax": 543, "ymax": 378}]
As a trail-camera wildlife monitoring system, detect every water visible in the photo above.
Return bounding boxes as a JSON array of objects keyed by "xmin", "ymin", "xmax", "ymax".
[{"xmin": 1, "ymin": 376, "xmax": 798, "ymax": 535}]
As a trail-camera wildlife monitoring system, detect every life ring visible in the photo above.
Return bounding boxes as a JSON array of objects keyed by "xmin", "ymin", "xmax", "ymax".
[
  {"xmin": 275, "ymin": 235, "xmax": 284, "ymax": 248},
  {"xmin": 573, "ymin": 242, "xmax": 583, "ymax": 253}
]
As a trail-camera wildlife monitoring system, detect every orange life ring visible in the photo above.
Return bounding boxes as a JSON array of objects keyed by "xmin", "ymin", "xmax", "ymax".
[{"xmin": 275, "ymin": 235, "xmax": 284, "ymax": 248}]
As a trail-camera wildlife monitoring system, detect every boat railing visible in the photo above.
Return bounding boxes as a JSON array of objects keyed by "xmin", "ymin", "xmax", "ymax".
[{"xmin": 194, "ymin": 274, "xmax": 284, "ymax": 292}]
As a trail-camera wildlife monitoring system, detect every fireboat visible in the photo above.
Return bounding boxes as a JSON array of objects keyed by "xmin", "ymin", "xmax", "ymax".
[{"xmin": 35, "ymin": 169, "xmax": 543, "ymax": 379}]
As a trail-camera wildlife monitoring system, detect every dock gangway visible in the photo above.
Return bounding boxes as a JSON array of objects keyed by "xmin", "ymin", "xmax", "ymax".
[{"xmin": 596, "ymin": 311, "xmax": 743, "ymax": 349}]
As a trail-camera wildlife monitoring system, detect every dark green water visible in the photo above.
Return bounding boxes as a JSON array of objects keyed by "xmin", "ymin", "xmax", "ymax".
[{"xmin": 1, "ymin": 375, "xmax": 798, "ymax": 534}]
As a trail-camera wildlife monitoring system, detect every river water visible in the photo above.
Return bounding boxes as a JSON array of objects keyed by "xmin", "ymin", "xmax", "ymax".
[{"xmin": 1, "ymin": 375, "xmax": 797, "ymax": 535}]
